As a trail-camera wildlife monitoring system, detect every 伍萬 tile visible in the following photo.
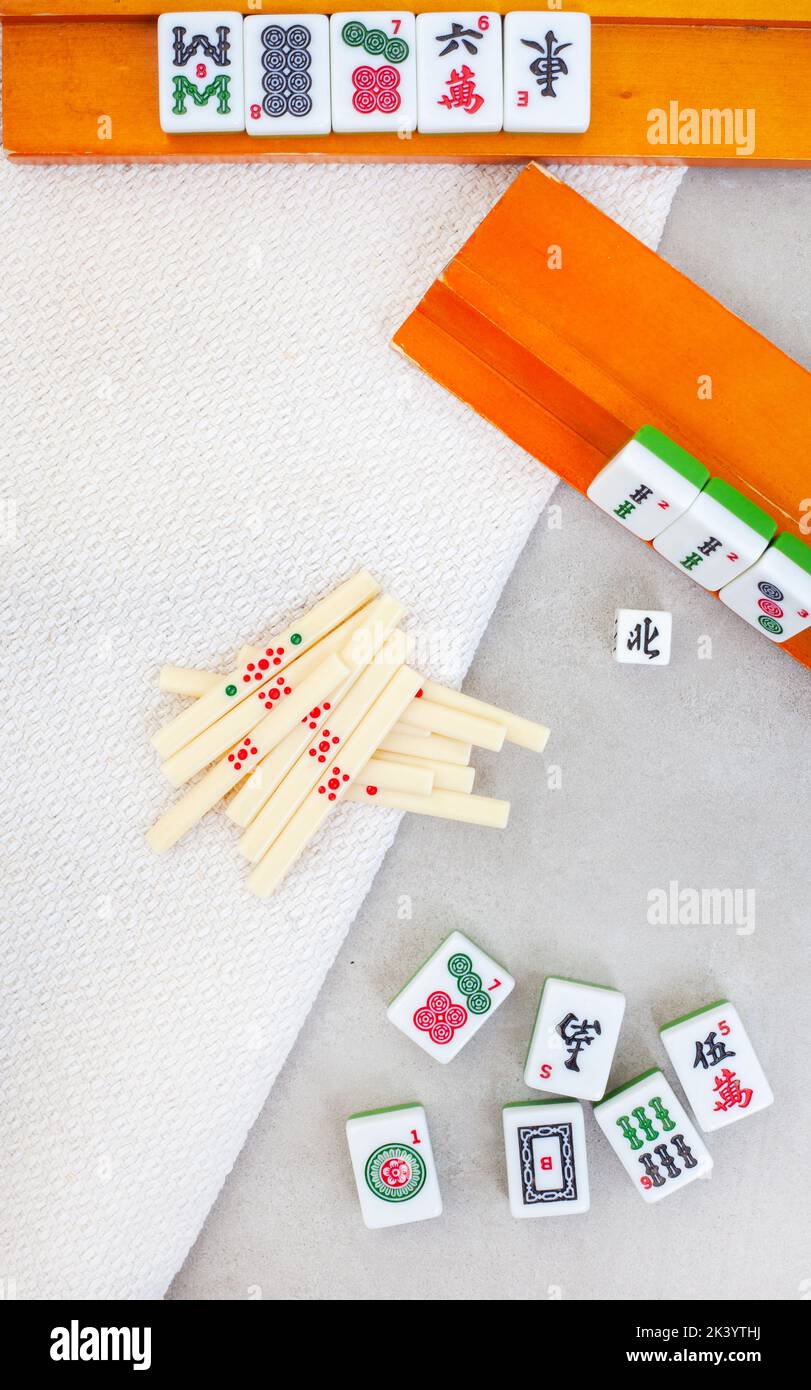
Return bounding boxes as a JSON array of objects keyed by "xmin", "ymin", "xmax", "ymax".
[{"xmin": 660, "ymin": 1000, "xmax": 773, "ymax": 1132}]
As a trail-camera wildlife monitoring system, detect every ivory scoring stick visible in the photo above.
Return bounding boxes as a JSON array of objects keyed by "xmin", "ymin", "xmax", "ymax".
[
  {"xmin": 145, "ymin": 744, "xmax": 431, "ymax": 858},
  {"xmin": 148, "ymin": 607, "xmax": 383, "ymax": 849},
  {"xmin": 248, "ymin": 663, "xmax": 423, "ymax": 898},
  {"xmin": 158, "ymin": 666, "xmax": 219, "ymax": 698},
  {"xmin": 146, "ymin": 652, "xmax": 350, "ymax": 852},
  {"xmin": 346, "ymin": 784, "xmax": 510, "ymax": 828},
  {"xmin": 377, "ymin": 731, "xmax": 472, "ymax": 766},
  {"xmin": 226, "ymin": 595, "xmax": 404, "ymax": 828},
  {"xmin": 374, "ymin": 751, "xmax": 476, "ymax": 794},
  {"xmin": 396, "ymin": 696, "xmax": 505, "ymax": 751},
  {"xmin": 157, "ymin": 674, "xmax": 479, "ymax": 791},
  {"xmin": 418, "ymin": 679, "xmax": 550, "ymax": 754},
  {"xmin": 157, "ymin": 657, "xmax": 417, "ymax": 708},
  {"xmin": 162, "ymin": 649, "xmax": 351, "ymax": 789},
  {"xmin": 159, "ymin": 610, "xmax": 373, "ymax": 804},
  {"xmin": 361, "ymin": 758, "xmax": 433, "ymax": 797},
  {"xmin": 160, "ymin": 689, "xmax": 503, "ymax": 754},
  {"xmin": 160, "ymin": 602, "xmax": 386, "ymax": 788},
  {"xmin": 151, "ymin": 569, "xmax": 378, "ymax": 760},
  {"xmin": 158, "ymin": 663, "xmax": 547, "ymax": 755},
  {"xmin": 157, "ymin": 645, "xmax": 255, "ymax": 698},
  {"xmin": 155, "ymin": 695, "xmax": 427, "ymax": 749},
  {"xmin": 239, "ymin": 631, "xmax": 407, "ymax": 865}
]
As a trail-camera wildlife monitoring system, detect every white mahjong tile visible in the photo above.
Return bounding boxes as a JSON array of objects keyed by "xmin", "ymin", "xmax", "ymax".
[
  {"xmin": 586, "ymin": 426, "xmax": 710, "ymax": 542},
  {"xmin": 593, "ymin": 1069, "xmax": 713, "ymax": 1204},
  {"xmin": 653, "ymin": 478, "xmax": 776, "ymax": 592},
  {"xmin": 503, "ymin": 1100, "xmax": 590, "ymax": 1217},
  {"xmin": 660, "ymin": 1000, "xmax": 773, "ymax": 1133},
  {"xmin": 524, "ymin": 976, "xmax": 625, "ymax": 1100},
  {"xmin": 613, "ymin": 608, "xmax": 672, "ymax": 666},
  {"xmin": 157, "ymin": 12, "xmax": 245, "ymax": 133},
  {"xmin": 244, "ymin": 15, "xmax": 331, "ymax": 137},
  {"xmin": 416, "ymin": 13, "xmax": 503, "ymax": 135},
  {"xmin": 719, "ymin": 532, "xmax": 811, "ymax": 643},
  {"xmin": 503, "ymin": 11, "xmax": 590, "ymax": 134},
  {"xmin": 386, "ymin": 929, "xmax": 515, "ymax": 1063},
  {"xmin": 346, "ymin": 1103, "xmax": 442, "ymax": 1229},
  {"xmin": 330, "ymin": 12, "xmax": 417, "ymax": 133}
]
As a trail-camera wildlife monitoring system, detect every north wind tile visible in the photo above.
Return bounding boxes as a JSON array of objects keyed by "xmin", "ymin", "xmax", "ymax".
[{"xmin": 613, "ymin": 608, "xmax": 672, "ymax": 666}]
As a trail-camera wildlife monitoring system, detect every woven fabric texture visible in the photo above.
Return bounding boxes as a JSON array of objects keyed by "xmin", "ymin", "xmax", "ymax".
[{"xmin": 1, "ymin": 154, "xmax": 683, "ymax": 1299}]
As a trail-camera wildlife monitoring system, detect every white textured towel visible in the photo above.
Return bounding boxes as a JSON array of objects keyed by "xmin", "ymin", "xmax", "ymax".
[{"xmin": 1, "ymin": 150, "xmax": 683, "ymax": 1299}]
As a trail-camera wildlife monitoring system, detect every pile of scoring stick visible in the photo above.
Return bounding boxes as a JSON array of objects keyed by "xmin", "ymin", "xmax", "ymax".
[{"xmin": 148, "ymin": 570, "xmax": 550, "ymax": 897}]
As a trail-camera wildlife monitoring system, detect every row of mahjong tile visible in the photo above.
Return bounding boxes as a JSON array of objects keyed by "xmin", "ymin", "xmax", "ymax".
[
  {"xmin": 589, "ymin": 426, "xmax": 811, "ymax": 645},
  {"xmin": 158, "ymin": 11, "xmax": 591, "ymax": 135},
  {"xmin": 349, "ymin": 932, "xmax": 772, "ymax": 1224}
]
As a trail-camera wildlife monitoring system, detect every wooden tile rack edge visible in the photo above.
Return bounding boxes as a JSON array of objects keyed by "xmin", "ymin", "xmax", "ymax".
[{"xmin": 4, "ymin": 3, "xmax": 811, "ymax": 19}]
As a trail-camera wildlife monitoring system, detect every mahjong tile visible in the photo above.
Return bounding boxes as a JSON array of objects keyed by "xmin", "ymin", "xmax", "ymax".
[
  {"xmin": 416, "ymin": 13, "xmax": 503, "ymax": 134},
  {"xmin": 593, "ymin": 1068, "xmax": 713, "ymax": 1204},
  {"xmin": 386, "ymin": 929, "xmax": 515, "ymax": 1063},
  {"xmin": 503, "ymin": 11, "xmax": 590, "ymax": 134},
  {"xmin": 653, "ymin": 478, "xmax": 776, "ymax": 592},
  {"xmin": 660, "ymin": 1000, "xmax": 773, "ymax": 1133},
  {"xmin": 613, "ymin": 608, "xmax": 672, "ymax": 666},
  {"xmin": 524, "ymin": 976, "xmax": 625, "ymax": 1100},
  {"xmin": 244, "ymin": 15, "xmax": 331, "ymax": 137},
  {"xmin": 719, "ymin": 532, "xmax": 811, "ymax": 643},
  {"xmin": 503, "ymin": 1100, "xmax": 590, "ymax": 1217},
  {"xmin": 157, "ymin": 12, "xmax": 245, "ymax": 133},
  {"xmin": 346, "ymin": 1103, "xmax": 442, "ymax": 1228},
  {"xmin": 330, "ymin": 12, "xmax": 417, "ymax": 133},
  {"xmin": 586, "ymin": 426, "xmax": 710, "ymax": 542}
]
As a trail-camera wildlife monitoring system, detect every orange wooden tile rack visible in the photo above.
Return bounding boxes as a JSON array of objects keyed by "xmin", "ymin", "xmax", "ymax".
[
  {"xmin": 2, "ymin": 3, "xmax": 810, "ymax": 163},
  {"xmin": 393, "ymin": 162, "xmax": 811, "ymax": 670}
]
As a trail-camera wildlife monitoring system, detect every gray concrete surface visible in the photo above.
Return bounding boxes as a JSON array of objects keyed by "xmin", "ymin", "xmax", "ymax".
[{"xmin": 168, "ymin": 169, "xmax": 811, "ymax": 1302}]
